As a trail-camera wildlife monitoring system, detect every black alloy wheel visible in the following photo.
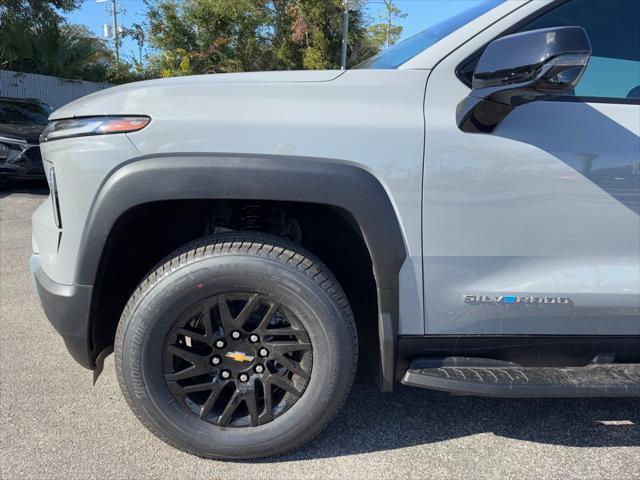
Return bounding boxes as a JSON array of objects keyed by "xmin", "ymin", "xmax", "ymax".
[{"xmin": 164, "ymin": 293, "xmax": 313, "ymax": 427}]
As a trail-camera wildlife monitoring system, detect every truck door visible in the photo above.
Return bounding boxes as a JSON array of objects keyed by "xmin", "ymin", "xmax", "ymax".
[{"xmin": 422, "ymin": 0, "xmax": 640, "ymax": 335}]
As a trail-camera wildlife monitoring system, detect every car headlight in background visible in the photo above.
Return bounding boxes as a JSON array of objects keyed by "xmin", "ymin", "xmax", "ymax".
[
  {"xmin": 40, "ymin": 116, "xmax": 151, "ymax": 143},
  {"xmin": 0, "ymin": 142, "xmax": 10, "ymax": 161},
  {"xmin": 0, "ymin": 136, "xmax": 30, "ymax": 164}
]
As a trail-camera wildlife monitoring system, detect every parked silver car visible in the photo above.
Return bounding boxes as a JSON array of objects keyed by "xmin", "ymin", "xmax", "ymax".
[{"xmin": 30, "ymin": 0, "xmax": 639, "ymax": 459}]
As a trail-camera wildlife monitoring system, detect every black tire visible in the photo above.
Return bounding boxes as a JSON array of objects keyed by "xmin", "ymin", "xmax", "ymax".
[{"xmin": 114, "ymin": 232, "xmax": 358, "ymax": 459}]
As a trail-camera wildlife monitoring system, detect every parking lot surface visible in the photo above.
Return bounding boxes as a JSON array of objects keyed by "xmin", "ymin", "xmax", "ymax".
[{"xmin": 1, "ymin": 184, "xmax": 639, "ymax": 480}]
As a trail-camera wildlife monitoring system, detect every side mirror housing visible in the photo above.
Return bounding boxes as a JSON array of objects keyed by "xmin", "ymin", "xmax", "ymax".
[{"xmin": 457, "ymin": 26, "xmax": 591, "ymax": 133}]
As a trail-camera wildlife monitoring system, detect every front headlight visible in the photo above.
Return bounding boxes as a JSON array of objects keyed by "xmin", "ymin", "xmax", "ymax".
[{"xmin": 40, "ymin": 116, "xmax": 150, "ymax": 143}]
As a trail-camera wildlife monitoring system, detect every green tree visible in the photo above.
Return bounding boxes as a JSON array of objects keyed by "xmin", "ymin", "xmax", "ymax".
[
  {"xmin": 0, "ymin": 20, "xmax": 114, "ymax": 82},
  {"xmin": 0, "ymin": 0, "xmax": 153, "ymax": 84},
  {"xmin": 289, "ymin": 0, "xmax": 376, "ymax": 69},
  {"xmin": 145, "ymin": 0, "xmax": 379, "ymax": 75},
  {"xmin": 368, "ymin": 0, "xmax": 406, "ymax": 49},
  {"xmin": 122, "ymin": 23, "xmax": 147, "ymax": 66},
  {"xmin": 0, "ymin": 0, "xmax": 79, "ymax": 25},
  {"xmin": 146, "ymin": 0, "xmax": 272, "ymax": 75}
]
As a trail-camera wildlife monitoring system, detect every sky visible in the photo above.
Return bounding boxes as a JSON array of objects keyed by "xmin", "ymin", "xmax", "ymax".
[{"xmin": 66, "ymin": 0, "xmax": 483, "ymax": 63}]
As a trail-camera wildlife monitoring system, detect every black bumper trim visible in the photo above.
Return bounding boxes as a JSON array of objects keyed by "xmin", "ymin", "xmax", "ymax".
[{"xmin": 31, "ymin": 256, "xmax": 94, "ymax": 369}]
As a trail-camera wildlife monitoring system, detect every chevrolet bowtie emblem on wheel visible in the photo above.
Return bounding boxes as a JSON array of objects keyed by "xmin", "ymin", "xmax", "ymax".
[{"xmin": 225, "ymin": 351, "xmax": 255, "ymax": 363}]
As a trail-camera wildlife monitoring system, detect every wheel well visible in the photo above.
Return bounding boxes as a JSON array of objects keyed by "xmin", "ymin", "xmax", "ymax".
[{"xmin": 90, "ymin": 200, "xmax": 380, "ymax": 368}]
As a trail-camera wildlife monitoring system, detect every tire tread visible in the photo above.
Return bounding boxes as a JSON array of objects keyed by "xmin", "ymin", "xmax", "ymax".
[{"xmin": 114, "ymin": 231, "xmax": 357, "ymax": 459}]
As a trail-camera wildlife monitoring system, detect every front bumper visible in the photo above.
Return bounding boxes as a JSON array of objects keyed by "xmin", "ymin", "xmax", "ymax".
[{"xmin": 30, "ymin": 254, "xmax": 94, "ymax": 369}]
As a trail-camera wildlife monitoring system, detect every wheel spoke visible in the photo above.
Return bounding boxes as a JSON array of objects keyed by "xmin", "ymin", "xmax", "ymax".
[
  {"xmin": 217, "ymin": 389, "xmax": 242, "ymax": 426},
  {"xmin": 235, "ymin": 294, "xmax": 260, "ymax": 326},
  {"xmin": 164, "ymin": 364, "xmax": 208, "ymax": 382},
  {"xmin": 198, "ymin": 383, "xmax": 224, "ymax": 419},
  {"xmin": 200, "ymin": 302, "xmax": 216, "ymax": 337},
  {"xmin": 269, "ymin": 374, "xmax": 302, "ymax": 398},
  {"xmin": 264, "ymin": 327, "xmax": 309, "ymax": 342},
  {"xmin": 181, "ymin": 381, "xmax": 219, "ymax": 394},
  {"xmin": 260, "ymin": 380, "xmax": 274, "ymax": 424},
  {"xmin": 218, "ymin": 295, "xmax": 235, "ymax": 330},
  {"xmin": 167, "ymin": 344, "xmax": 206, "ymax": 365},
  {"xmin": 165, "ymin": 345, "xmax": 209, "ymax": 381},
  {"xmin": 274, "ymin": 353, "xmax": 310, "ymax": 380},
  {"xmin": 267, "ymin": 340, "xmax": 312, "ymax": 354},
  {"xmin": 244, "ymin": 387, "xmax": 260, "ymax": 426},
  {"xmin": 256, "ymin": 302, "xmax": 279, "ymax": 332},
  {"xmin": 176, "ymin": 328, "xmax": 208, "ymax": 344}
]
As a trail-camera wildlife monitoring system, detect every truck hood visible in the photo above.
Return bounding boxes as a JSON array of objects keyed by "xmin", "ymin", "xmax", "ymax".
[{"xmin": 50, "ymin": 70, "xmax": 345, "ymax": 120}]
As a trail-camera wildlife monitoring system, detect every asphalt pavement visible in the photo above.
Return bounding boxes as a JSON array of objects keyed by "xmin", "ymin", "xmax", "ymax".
[{"xmin": 1, "ymin": 183, "xmax": 639, "ymax": 480}]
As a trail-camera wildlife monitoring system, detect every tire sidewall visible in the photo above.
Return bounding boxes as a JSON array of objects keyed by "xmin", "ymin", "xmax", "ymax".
[{"xmin": 118, "ymin": 252, "xmax": 354, "ymax": 459}]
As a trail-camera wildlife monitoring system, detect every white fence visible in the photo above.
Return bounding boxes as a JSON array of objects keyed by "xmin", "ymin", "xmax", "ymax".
[{"xmin": 0, "ymin": 70, "xmax": 112, "ymax": 109}]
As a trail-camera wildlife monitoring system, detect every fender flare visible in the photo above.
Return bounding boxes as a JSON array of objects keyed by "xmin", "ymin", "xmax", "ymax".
[{"xmin": 78, "ymin": 153, "xmax": 406, "ymax": 390}]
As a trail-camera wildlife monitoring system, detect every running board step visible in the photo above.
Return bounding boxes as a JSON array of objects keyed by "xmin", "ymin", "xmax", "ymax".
[{"xmin": 401, "ymin": 358, "xmax": 640, "ymax": 397}]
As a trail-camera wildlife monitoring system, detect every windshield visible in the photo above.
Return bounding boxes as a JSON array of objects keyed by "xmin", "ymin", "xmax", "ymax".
[
  {"xmin": 354, "ymin": 0, "xmax": 505, "ymax": 69},
  {"xmin": 0, "ymin": 99, "xmax": 52, "ymax": 125}
]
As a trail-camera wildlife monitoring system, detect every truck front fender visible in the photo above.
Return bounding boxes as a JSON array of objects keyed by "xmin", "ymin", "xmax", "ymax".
[{"xmin": 78, "ymin": 153, "xmax": 407, "ymax": 390}]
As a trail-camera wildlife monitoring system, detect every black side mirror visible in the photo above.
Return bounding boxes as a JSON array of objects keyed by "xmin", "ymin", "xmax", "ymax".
[{"xmin": 457, "ymin": 26, "xmax": 591, "ymax": 133}]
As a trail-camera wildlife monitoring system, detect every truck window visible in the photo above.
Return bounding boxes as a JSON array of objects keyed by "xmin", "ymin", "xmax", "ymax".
[
  {"xmin": 354, "ymin": 0, "xmax": 505, "ymax": 70},
  {"xmin": 519, "ymin": 0, "xmax": 639, "ymax": 100}
]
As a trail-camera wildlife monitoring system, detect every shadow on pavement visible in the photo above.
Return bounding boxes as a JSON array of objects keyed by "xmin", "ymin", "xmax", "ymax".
[{"xmin": 267, "ymin": 358, "xmax": 640, "ymax": 462}]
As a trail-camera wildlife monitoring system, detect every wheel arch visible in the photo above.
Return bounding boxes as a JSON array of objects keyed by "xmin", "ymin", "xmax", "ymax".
[{"xmin": 79, "ymin": 153, "xmax": 406, "ymax": 391}]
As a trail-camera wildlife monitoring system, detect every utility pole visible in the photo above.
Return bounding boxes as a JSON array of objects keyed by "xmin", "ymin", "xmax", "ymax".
[
  {"xmin": 341, "ymin": 0, "xmax": 358, "ymax": 70},
  {"xmin": 98, "ymin": 0, "xmax": 120, "ymax": 63},
  {"xmin": 111, "ymin": 0, "xmax": 120, "ymax": 63},
  {"xmin": 341, "ymin": 4, "xmax": 349, "ymax": 70}
]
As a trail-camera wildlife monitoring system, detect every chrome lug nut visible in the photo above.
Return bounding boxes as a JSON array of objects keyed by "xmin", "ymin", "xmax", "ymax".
[
  {"xmin": 249, "ymin": 334, "xmax": 260, "ymax": 343},
  {"xmin": 254, "ymin": 364, "xmax": 265, "ymax": 374},
  {"xmin": 239, "ymin": 373, "xmax": 249, "ymax": 382},
  {"xmin": 230, "ymin": 330, "xmax": 242, "ymax": 340},
  {"xmin": 215, "ymin": 339, "xmax": 226, "ymax": 349},
  {"xmin": 211, "ymin": 355, "xmax": 221, "ymax": 366},
  {"xmin": 258, "ymin": 347, "xmax": 269, "ymax": 358},
  {"xmin": 220, "ymin": 369, "xmax": 231, "ymax": 379}
]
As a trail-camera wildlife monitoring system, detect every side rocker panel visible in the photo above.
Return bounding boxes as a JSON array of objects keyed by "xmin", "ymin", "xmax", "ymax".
[{"xmin": 76, "ymin": 153, "xmax": 407, "ymax": 391}]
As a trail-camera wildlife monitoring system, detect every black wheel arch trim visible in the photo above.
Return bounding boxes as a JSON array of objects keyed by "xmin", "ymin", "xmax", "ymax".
[{"xmin": 77, "ymin": 153, "xmax": 406, "ymax": 390}]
